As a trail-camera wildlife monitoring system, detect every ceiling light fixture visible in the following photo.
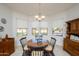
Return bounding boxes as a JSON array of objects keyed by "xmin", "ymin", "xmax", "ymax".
[{"xmin": 35, "ymin": 3, "xmax": 45, "ymax": 21}]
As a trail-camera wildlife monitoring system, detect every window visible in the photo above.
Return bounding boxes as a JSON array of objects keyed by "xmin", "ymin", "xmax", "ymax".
[
  {"xmin": 52, "ymin": 27, "xmax": 63, "ymax": 33},
  {"xmin": 32, "ymin": 28, "xmax": 48, "ymax": 36},
  {"xmin": 16, "ymin": 28, "xmax": 27, "ymax": 37},
  {"xmin": 40, "ymin": 28, "xmax": 48, "ymax": 35},
  {"xmin": 32, "ymin": 28, "xmax": 39, "ymax": 36},
  {"xmin": 52, "ymin": 27, "xmax": 63, "ymax": 36}
]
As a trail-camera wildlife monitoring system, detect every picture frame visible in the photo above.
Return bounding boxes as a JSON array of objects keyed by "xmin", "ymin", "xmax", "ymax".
[
  {"xmin": 1, "ymin": 18, "xmax": 7, "ymax": 24},
  {"xmin": 0, "ymin": 26, "xmax": 4, "ymax": 32}
]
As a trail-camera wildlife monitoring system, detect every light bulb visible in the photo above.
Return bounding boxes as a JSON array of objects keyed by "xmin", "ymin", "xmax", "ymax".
[
  {"xmin": 35, "ymin": 15, "xmax": 39, "ymax": 18},
  {"xmin": 41, "ymin": 16, "xmax": 45, "ymax": 19},
  {"xmin": 38, "ymin": 18, "xmax": 41, "ymax": 21}
]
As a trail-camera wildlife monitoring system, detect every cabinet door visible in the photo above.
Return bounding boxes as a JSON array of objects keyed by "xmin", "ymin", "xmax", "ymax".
[
  {"xmin": 3, "ymin": 39, "xmax": 14, "ymax": 56},
  {"xmin": 77, "ymin": 21, "xmax": 79, "ymax": 31},
  {"xmin": 77, "ymin": 21, "xmax": 79, "ymax": 34},
  {"xmin": 0, "ymin": 41, "xmax": 3, "ymax": 56},
  {"xmin": 63, "ymin": 38, "xmax": 69, "ymax": 49},
  {"xmin": 70, "ymin": 22, "xmax": 77, "ymax": 33},
  {"xmin": 9, "ymin": 39, "xmax": 14, "ymax": 54},
  {"xmin": 3, "ymin": 40, "xmax": 10, "ymax": 56}
]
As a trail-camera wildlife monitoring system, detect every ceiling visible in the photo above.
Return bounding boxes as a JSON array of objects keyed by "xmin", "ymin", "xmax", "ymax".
[{"xmin": 5, "ymin": 3, "xmax": 77, "ymax": 16}]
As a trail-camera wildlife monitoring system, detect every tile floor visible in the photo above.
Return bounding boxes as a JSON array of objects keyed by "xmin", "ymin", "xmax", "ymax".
[
  {"xmin": 11, "ymin": 45, "xmax": 70, "ymax": 56},
  {"xmin": 54, "ymin": 45, "xmax": 70, "ymax": 56}
]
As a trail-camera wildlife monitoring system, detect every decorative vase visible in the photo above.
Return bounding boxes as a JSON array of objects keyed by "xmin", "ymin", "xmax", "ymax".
[{"xmin": 37, "ymin": 38, "xmax": 42, "ymax": 45}]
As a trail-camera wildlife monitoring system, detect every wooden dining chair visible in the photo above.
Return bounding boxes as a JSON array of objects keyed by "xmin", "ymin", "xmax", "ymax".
[
  {"xmin": 20, "ymin": 37, "xmax": 31, "ymax": 56},
  {"xmin": 45, "ymin": 37, "xmax": 56, "ymax": 56},
  {"xmin": 50, "ymin": 37, "xmax": 56, "ymax": 49},
  {"xmin": 30, "ymin": 47, "xmax": 45, "ymax": 56}
]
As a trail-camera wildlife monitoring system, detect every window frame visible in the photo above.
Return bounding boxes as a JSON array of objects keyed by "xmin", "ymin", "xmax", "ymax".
[
  {"xmin": 16, "ymin": 28, "xmax": 28, "ymax": 37},
  {"xmin": 32, "ymin": 28, "xmax": 48, "ymax": 36}
]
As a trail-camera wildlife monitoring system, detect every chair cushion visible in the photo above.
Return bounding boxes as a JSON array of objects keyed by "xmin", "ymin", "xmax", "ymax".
[
  {"xmin": 24, "ymin": 45, "xmax": 29, "ymax": 50},
  {"xmin": 45, "ymin": 45, "xmax": 53, "ymax": 51}
]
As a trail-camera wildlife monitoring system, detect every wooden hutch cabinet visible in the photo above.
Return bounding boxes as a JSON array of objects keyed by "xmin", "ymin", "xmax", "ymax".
[
  {"xmin": 63, "ymin": 18, "xmax": 79, "ymax": 56},
  {"xmin": 67, "ymin": 19, "xmax": 79, "ymax": 34},
  {"xmin": 0, "ymin": 35, "xmax": 15, "ymax": 56}
]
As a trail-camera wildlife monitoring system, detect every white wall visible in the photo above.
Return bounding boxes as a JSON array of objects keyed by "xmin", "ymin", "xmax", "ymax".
[
  {"xmin": 66, "ymin": 4, "xmax": 79, "ymax": 20},
  {"xmin": 12, "ymin": 12, "xmax": 28, "ymax": 46},
  {"xmin": 0, "ymin": 4, "xmax": 13, "ymax": 38}
]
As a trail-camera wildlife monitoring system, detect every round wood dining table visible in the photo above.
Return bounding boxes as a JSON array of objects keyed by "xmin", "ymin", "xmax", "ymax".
[{"xmin": 27, "ymin": 40, "xmax": 48, "ymax": 48}]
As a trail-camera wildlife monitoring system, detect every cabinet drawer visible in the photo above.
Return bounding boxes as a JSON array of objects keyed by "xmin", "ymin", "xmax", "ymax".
[
  {"xmin": 71, "ymin": 45, "xmax": 79, "ymax": 51},
  {"xmin": 68, "ymin": 46, "xmax": 79, "ymax": 55}
]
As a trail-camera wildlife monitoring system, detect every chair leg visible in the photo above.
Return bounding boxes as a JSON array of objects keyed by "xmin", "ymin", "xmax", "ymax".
[
  {"xmin": 51, "ymin": 52, "xmax": 55, "ymax": 56},
  {"xmin": 22, "ymin": 51, "xmax": 26, "ymax": 56},
  {"xmin": 49, "ymin": 51, "xmax": 55, "ymax": 56},
  {"xmin": 44, "ymin": 50, "xmax": 55, "ymax": 56},
  {"xmin": 22, "ymin": 50, "xmax": 31, "ymax": 56},
  {"xmin": 43, "ymin": 50, "xmax": 50, "ymax": 56}
]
